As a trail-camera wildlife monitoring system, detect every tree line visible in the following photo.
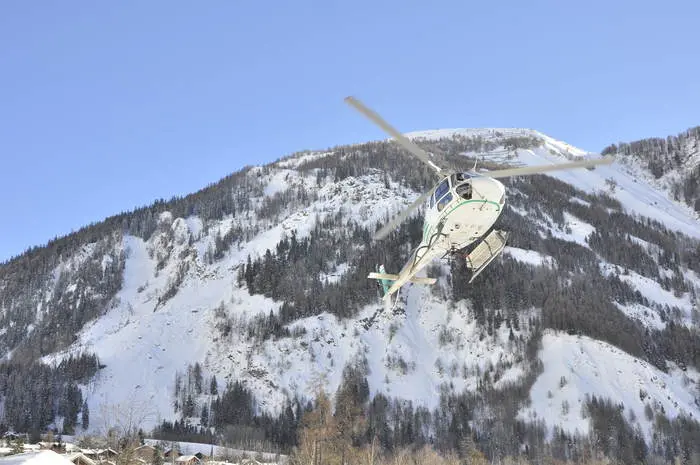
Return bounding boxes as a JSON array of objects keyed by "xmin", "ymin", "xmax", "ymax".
[{"xmin": 0, "ymin": 352, "xmax": 98, "ymax": 436}]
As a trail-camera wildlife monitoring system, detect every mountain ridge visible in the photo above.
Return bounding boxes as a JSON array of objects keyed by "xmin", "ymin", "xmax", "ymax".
[
  {"xmin": 2, "ymin": 127, "xmax": 700, "ymax": 461},
  {"xmin": 603, "ymin": 125, "xmax": 700, "ymax": 215}
]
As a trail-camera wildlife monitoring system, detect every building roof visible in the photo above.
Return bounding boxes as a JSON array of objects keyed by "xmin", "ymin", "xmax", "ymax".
[
  {"xmin": 175, "ymin": 456, "xmax": 200, "ymax": 463},
  {"xmin": 63, "ymin": 453, "xmax": 96, "ymax": 465}
]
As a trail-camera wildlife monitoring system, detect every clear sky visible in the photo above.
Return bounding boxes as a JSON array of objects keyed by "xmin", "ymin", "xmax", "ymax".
[{"xmin": 1, "ymin": 0, "xmax": 698, "ymax": 262}]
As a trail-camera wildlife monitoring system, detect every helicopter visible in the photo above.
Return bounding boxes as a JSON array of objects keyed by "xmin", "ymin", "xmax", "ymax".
[{"xmin": 344, "ymin": 96, "xmax": 613, "ymax": 304}]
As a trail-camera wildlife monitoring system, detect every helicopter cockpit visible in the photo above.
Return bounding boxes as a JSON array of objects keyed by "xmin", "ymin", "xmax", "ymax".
[{"xmin": 430, "ymin": 173, "xmax": 474, "ymax": 213}]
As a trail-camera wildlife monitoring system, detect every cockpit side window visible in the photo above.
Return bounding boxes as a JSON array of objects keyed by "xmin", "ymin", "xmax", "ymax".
[
  {"xmin": 437, "ymin": 192, "xmax": 453, "ymax": 212},
  {"xmin": 434, "ymin": 179, "xmax": 450, "ymax": 202}
]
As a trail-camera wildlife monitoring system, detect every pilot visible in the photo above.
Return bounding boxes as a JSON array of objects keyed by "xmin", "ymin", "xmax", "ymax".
[{"xmin": 456, "ymin": 182, "xmax": 472, "ymax": 200}]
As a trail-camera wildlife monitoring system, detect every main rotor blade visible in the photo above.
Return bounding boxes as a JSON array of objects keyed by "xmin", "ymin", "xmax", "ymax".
[
  {"xmin": 483, "ymin": 156, "xmax": 614, "ymax": 179},
  {"xmin": 345, "ymin": 96, "xmax": 445, "ymax": 177},
  {"xmin": 374, "ymin": 189, "xmax": 432, "ymax": 241}
]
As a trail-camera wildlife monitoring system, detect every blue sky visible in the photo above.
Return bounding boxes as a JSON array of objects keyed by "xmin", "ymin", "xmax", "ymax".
[{"xmin": 1, "ymin": 0, "xmax": 698, "ymax": 262}]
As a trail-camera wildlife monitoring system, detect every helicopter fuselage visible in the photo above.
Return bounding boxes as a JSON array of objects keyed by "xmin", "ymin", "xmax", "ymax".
[
  {"xmin": 389, "ymin": 172, "xmax": 507, "ymax": 294},
  {"xmin": 421, "ymin": 171, "xmax": 506, "ymax": 256}
]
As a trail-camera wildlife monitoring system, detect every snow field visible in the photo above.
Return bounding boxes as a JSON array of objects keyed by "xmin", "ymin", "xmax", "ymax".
[{"xmin": 519, "ymin": 330, "xmax": 700, "ymax": 442}]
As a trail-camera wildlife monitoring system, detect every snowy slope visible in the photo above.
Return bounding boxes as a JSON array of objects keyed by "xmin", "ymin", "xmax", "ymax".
[
  {"xmin": 511, "ymin": 145, "xmax": 700, "ymax": 239},
  {"xmin": 240, "ymin": 283, "xmax": 538, "ymax": 412},
  {"xmin": 519, "ymin": 330, "xmax": 700, "ymax": 442},
  {"xmin": 25, "ymin": 127, "xmax": 700, "ymax": 443},
  {"xmin": 43, "ymin": 170, "xmax": 424, "ymax": 431}
]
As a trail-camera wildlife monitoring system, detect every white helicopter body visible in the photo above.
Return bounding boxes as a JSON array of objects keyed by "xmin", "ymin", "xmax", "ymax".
[{"xmin": 376, "ymin": 172, "xmax": 507, "ymax": 298}]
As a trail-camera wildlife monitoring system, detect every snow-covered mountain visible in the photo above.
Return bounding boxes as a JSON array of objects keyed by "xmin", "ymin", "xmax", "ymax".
[
  {"xmin": 2, "ymin": 127, "xmax": 700, "ymax": 455},
  {"xmin": 602, "ymin": 126, "xmax": 700, "ymax": 214}
]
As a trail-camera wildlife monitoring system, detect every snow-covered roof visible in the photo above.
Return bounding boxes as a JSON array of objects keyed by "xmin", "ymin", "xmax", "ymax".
[
  {"xmin": 175, "ymin": 456, "xmax": 200, "ymax": 463},
  {"xmin": 63, "ymin": 453, "xmax": 95, "ymax": 465},
  {"xmin": 134, "ymin": 445, "xmax": 155, "ymax": 451}
]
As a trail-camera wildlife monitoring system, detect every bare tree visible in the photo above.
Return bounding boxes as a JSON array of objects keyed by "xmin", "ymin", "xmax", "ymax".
[{"xmin": 97, "ymin": 396, "xmax": 157, "ymax": 465}]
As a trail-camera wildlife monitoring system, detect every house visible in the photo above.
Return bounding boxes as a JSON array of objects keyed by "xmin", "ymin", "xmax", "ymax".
[
  {"xmin": 164, "ymin": 449, "xmax": 182, "ymax": 459},
  {"xmin": 175, "ymin": 455, "xmax": 201, "ymax": 465},
  {"xmin": 80, "ymin": 449, "xmax": 117, "ymax": 462},
  {"xmin": 64, "ymin": 452, "xmax": 97, "ymax": 465},
  {"xmin": 79, "ymin": 449, "xmax": 98, "ymax": 459},
  {"xmin": 97, "ymin": 449, "xmax": 118, "ymax": 461},
  {"xmin": 134, "ymin": 445, "xmax": 157, "ymax": 462}
]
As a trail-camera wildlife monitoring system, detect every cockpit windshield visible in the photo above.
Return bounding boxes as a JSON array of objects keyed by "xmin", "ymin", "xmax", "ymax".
[
  {"xmin": 451, "ymin": 172, "xmax": 473, "ymax": 200},
  {"xmin": 451, "ymin": 172, "xmax": 472, "ymax": 185}
]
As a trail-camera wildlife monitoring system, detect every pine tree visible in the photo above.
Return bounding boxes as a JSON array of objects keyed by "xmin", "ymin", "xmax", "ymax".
[
  {"xmin": 183, "ymin": 394, "xmax": 196, "ymax": 418},
  {"xmin": 81, "ymin": 401, "xmax": 89, "ymax": 430},
  {"xmin": 201, "ymin": 405, "xmax": 209, "ymax": 427},
  {"xmin": 193, "ymin": 362, "xmax": 203, "ymax": 395}
]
